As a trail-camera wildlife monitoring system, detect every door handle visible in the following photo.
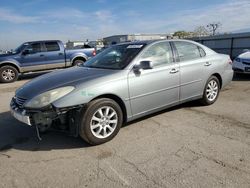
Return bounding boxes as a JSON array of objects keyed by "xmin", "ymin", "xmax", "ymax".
[
  {"xmin": 170, "ymin": 68, "xmax": 179, "ymax": 74},
  {"xmin": 204, "ymin": 62, "xmax": 211, "ymax": 66},
  {"xmin": 58, "ymin": 53, "xmax": 63, "ymax": 56},
  {"xmin": 40, "ymin": 54, "xmax": 44, "ymax": 57}
]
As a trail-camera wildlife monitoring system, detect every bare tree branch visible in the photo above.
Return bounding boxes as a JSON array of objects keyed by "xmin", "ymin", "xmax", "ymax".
[{"xmin": 207, "ymin": 22, "xmax": 222, "ymax": 36}]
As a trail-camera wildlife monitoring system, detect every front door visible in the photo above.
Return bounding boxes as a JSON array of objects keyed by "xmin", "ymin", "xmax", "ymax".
[
  {"xmin": 128, "ymin": 41, "xmax": 180, "ymax": 117},
  {"xmin": 20, "ymin": 42, "xmax": 46, "ymax": 71}
]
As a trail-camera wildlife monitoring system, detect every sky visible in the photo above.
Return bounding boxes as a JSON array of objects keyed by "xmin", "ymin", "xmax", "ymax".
[{"xmin": 0, "ymin": 0, "xmax": 250, "ymax": 50}]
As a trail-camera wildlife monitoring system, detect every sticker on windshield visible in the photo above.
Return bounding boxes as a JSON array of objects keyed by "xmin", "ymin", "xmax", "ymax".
[{"xmin": 127, "ymin": 45, "xmax": 143, "ymax": 49}]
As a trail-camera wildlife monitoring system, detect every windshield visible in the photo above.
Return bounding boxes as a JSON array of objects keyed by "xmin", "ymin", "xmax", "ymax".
[
  {"xmin": 83, "ymin": 44, "xmax": 145, "ymax": 70},
  {"xmin": 14, "ymin": 43, "xmax": 29, "ymax": 54}
]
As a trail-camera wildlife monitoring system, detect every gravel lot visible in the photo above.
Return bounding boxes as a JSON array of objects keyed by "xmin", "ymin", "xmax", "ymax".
[{"xmin": 0, "ymin": 73, "xmax": 250, "ymax": 188}]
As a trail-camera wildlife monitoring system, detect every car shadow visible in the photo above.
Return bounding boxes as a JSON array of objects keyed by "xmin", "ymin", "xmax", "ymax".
[
  {"xmin": 124, "ymin": 101, "xmax": 202, "ymax": 127},
  {"xmin": 0, "ymin": 111, "xmax": 89, "ymax": 152},
  {"xmin": 233, "ymin": 73, "xmax": 250, "ymax": 81},
  {"xmin": 0, "ymin": 101, "xmax": 202, "ymax": 152}
]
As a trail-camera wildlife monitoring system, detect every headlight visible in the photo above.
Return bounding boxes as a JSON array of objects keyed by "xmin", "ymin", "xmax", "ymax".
[
  {"xmin": 235, "ymin": 58, "xmax": 241, "ymax": 62},
  {"xmin": 25, "ymin": 86, "xmax": 75, "ymax": 108}
]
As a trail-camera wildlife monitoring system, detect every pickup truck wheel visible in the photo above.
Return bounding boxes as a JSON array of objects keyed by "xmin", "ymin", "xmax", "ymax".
[
  {"xmin": 79, "ymin": 98, "xmax": 123, "ymax": 145},
  {"xmin": 0, "ymin": 66, "xmax": 18, "ymax": 83},
  {"xmin": 73, "ymin": 59, "xmax": 85, "ymax": 66},
  {"xmin": 200, "ymin": 76, "xmax": 220, "ymax": 105}
]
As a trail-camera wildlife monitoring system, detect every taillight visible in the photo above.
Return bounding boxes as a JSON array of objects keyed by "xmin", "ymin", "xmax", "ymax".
[
  {"xmin": 92, "ymin": 49, "xmax": 96, "ymax": 56},
  {"xmin": 228, "ymin": 59, "xmax": 232, "ymax": 65}
]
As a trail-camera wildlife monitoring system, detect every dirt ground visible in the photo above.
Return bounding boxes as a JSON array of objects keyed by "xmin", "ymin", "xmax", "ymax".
[{"xmin": 0, "ymin": 73, "xmax": 250, "ymax": 188}]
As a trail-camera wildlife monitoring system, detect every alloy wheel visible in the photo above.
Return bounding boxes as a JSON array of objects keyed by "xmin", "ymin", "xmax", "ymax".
[
  {"xmin": 2, "ymin": 69, "xmax": 15, "ymax": 81},
  {"xmin": 90, "ymin": 106, "xmax": 118, "ymax": 139},
  {"xmin": 206, "ymin": 80, "xmax": 218, "ymax": 102}
]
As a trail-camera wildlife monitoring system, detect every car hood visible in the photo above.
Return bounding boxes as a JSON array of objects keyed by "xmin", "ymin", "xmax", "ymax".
[
  {"xmin": 0, "ymin": 53, "xmax": 16, "ymax": 60},
  {"xmin": 16, "ymin": 67, "xmax": 119, "ymax": 99},
  {"xmin": 238, "ymin": 52, "xmax": 250, "ymax": 60}
]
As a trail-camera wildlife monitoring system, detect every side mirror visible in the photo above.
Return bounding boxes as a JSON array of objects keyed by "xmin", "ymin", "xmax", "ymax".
[
  {"xmin": 139, "ymin": 61, "xmax": 153, "ymax": 70},
  {"xmin": 133, "ymin": 61, "xmax": 153, "ymax": 74}
]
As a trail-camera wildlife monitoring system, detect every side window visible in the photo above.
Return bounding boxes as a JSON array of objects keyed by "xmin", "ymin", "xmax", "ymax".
[
  {"xmin": 174, "ymin": 41, "xmax": 202, "ymax": 61},
  {"xmin": 45, "ymin": 42, "xmax": 60, "ymax": 52},
  {"xmin": 140, "ymin": 42, "xmax": 173, "ymax": 67},
  {"xmin": 26, "ymin": 43, "xmax": 41, "ymax": 54}
]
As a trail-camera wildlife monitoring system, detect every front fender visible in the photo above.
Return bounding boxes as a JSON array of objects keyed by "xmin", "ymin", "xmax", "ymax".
[
  {"xmin": 52, "ymin": 72, "xmax": 131, "ymax": 116},
  {"xmin": 53, "ymin": 76, "xmax": 129, "ymax": 107}
]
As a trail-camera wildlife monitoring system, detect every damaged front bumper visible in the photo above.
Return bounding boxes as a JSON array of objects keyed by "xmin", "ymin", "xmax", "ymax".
[
  {"xmin": 10, "ymin": 98, "xmax": 57, "ymax": 127},
  {"xmin": 10, "ymin": 105, "xmax": 31, "ymax": 126},
  {"xmin": 10, "ymin": 97, "xmax": 83, "ymax": 137}
]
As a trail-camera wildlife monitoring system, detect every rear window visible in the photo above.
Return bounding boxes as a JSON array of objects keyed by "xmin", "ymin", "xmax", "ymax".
[
  {"xmin": 83, "ymin": 44, "xmax": 92, "ymax": 48},
  {"xmin": 45, "ymin": 42, "xmax": 60, "ymax": 51},
  {"xmin": 73, "ymin": 44, "xmax": 92, "ymax": 49}
]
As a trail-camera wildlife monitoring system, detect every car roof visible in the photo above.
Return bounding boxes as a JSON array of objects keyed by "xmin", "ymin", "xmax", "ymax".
[
  {"xmin": 117, "ymin": 40, "xmax": 155, "ymax": 46},
  {"xmin": 116, "ymin": 39, "xmax": 216, "ymax": 56},
  {"xmin": 25, "ymin": 40, "xmax": 61, "ymax": 44},
  {"xmin": 116, "ymin": 39, "xmax": 199, "ymax": 46}
]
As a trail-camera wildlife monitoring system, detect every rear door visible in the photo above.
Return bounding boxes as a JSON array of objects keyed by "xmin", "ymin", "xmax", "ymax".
[
  {"xmin": 128, "ymin": 41, "xmax": 180, "ymax": 117},
  {"xmin": 173, "ymin": 41, "xmax": 208, "ymax": 101},
  {"xmin": 43, "ymin": 41, "xmax": 65, "ymax": 68}
]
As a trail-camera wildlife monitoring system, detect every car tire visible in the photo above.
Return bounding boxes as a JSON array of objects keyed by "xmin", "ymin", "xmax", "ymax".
[
  {"xmin": 200, "ymin": 76, "xmax": 220, "ymax": 105},
  {"xmin": 0, "ymin": 65, "xmax": 19, "ymax": 83},
  {"xmin": 79, "ymin": 98, "xmax": 123, "ymax": 145},
  {"xmin": 72, "ymin": 59, "xmax": 85, "ymax": 66}
]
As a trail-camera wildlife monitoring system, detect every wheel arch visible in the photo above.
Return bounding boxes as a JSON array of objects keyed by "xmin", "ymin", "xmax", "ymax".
[
  {"xmin": 0, "ymin": 62, "xmax": 20, "ymax": 73},
  {"xmin": 90, "ymin": 94, "xmax": 127, "ymax": 123},
  {"xmin": 71, "ymin": 55, "xmax": 87, "ymax": 65},
  {"xmin": 211, "ymin": 73, "xmax": 222, "ymax": 89}
]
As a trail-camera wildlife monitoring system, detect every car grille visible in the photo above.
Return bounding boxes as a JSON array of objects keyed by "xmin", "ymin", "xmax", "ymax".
[
  {"xmin": 242, "ymin": 61, "xmax": 250, "ymax": 65},
  {"xmin": 14, "ymin": 96, "xmax": 27, "ymax": 107}
]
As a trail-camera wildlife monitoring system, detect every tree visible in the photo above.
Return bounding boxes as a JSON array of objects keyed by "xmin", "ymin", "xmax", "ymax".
[
  {"xmin": 207, "ymin": 22, "xmax": 222, "ymax": 36},
  {"xmin": 193, "ymin": 26, "xmax": 209, "ymax": 37},
  {"xmin": 173, "ymin": 31, "xmax": 191, "ymax": 39}
]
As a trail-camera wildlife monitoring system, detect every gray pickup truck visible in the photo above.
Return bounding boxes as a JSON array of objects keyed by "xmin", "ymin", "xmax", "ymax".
[{"xmin": 0, "ymin": 40, "xmax": 96, "ymax": 83}]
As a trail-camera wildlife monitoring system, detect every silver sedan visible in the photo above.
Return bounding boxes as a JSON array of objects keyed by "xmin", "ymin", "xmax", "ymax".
[
  {"xmin": 233, "ymin": 50, "xmax": 250, "ymax": 74},
  {"xmin": 10, "ymin": 39, "xmax": 233, "ymax": 145}
]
